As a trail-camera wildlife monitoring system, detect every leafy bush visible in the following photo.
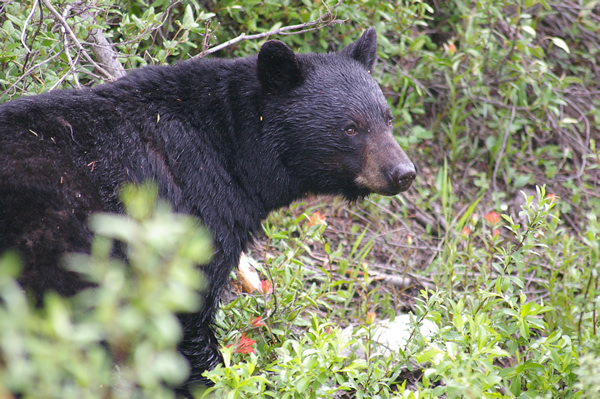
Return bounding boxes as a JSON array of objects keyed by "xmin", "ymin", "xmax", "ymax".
[
  {"xmin": 1, "ymin": 0, "xmax": 600, "ymax": 397},
  {"xmin": 0, "ymin": 184, "xmax": 212, "ymax": 398}
]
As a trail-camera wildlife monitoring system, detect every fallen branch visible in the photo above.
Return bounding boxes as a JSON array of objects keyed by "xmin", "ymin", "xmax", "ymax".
[{"xmin": 87, "ymin": 25, "xmax": 127, "ymax": 80}]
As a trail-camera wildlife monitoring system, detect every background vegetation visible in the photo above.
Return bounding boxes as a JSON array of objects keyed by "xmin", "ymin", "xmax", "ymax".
[{"xmin": 1, "ymin": 0, "xmax": 599, "ymax": 397}]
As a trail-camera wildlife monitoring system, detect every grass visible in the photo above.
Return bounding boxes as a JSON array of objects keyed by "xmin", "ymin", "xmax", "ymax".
[{"xmin": 1, "ymin": 0, "xmax": 600, "ymax": 397}]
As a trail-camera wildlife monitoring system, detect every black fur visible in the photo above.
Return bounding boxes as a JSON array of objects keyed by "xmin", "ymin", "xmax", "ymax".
[{"xmin": 0, "ymin": 28, "xmax": 414, "ymax": 390}]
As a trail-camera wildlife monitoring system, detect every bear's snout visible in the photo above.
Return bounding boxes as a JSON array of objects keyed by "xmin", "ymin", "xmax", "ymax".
[
  {"xmin": 389, "ymin": 163, "xmax": 416, "ymax": 193},
  {"xmin": 353, "ymin": 129, "xmax": 416, "ymax": 196}
]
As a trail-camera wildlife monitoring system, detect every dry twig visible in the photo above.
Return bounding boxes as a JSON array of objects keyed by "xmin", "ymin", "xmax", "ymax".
[{"xmin": 194, "ymin": 0, "xmax": 346, "ymax": 58}]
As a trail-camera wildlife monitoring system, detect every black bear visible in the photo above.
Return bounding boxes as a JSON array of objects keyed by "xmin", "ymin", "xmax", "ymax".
[{"xmin": 0, "ymin": 28, "xmax": 415, "ymax": 389}]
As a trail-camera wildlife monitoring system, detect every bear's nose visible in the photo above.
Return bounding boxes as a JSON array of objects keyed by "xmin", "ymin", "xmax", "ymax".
[{"xmin": 390, "ymin": 163, "xmax": 416, "ymax": 192}]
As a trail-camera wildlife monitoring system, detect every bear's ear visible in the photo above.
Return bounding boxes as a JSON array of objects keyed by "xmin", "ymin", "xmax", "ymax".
[
  {"xmin": 257, "ymin": 40, "xmax": 303, "ymax": 92},
  {"xmin": 340, "ymin": 27, "xmax": 378, "ymax": 73}
]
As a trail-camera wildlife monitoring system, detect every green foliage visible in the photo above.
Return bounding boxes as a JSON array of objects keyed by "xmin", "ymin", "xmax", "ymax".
[
  {"xmin": 1, "ymin": 0, "xmax": 600, "ymax": 397},
  {"xmin": 184, "ymin": 185, "xmax": 597, "ymax": 398},
  {"xmin": 0, "ymin": 184, "xmax": 212, "ymax": 398},
  {"xmin": 418, "ymin": 184, "xmax": 600, "ymax": 398}
]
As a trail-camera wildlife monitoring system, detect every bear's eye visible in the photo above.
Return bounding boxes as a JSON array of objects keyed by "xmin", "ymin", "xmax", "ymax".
[
  {"xmin": 344, "ymin": 127, "xmax": 357, "ymax": 136},
  {"xmin": 387, "ymin": 118, "xmax": 393, "ymax": 128}
]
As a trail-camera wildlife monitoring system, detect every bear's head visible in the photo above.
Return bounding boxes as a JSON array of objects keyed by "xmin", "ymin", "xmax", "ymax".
[{"xmin": 257, "ymin": 28, "xmax": 416, "ymax": 200}]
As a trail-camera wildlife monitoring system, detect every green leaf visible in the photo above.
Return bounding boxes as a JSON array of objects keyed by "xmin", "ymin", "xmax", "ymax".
[
  {"xmin": 296, "ymin": 376, "xmax": 312, "ymax": 393},
  {"xmin": 181, "ymin": 4, "xmax": 199, "ymax": 29},
  {"xmin": 550, "ymin": 37, "xmax": 570, "ymax": 54},
  {"xmin": 522, "ymin": 26, "xmax": 536, "ymax": 37},
  {"xmin": 415, "ymin": 347, "xmax": 442, "ymax": 363},
  {"xmin": 560, "ymin": 117, "xmax": 579, "ymax": 124},
  {"xmin": 199, "ymin": 11, "xmax": 216, "ymax": 21},
  {"xmin": 513, "ymin": 174, "xmax": 531, "ymax": 188}
]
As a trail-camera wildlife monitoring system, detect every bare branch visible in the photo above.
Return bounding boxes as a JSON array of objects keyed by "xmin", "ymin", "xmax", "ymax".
[
  {"xmin": 59, "ymin": 3, "xmax": 81, "ymax": 88},
  {"xmin": 40, "ymin": 0, "xmax": 114, "ymax": 80},
  {"xmin": 50, "ymin": 52, "xmax": 82, "ymax": 91},
  {"xmin": 194, "ymin": 0, "xmax": 346, "ymax": 58},
  {"xmin": 553, "ymin": 90, "xmax": 592, "ymax": 181},
  {"xmin": 201, "ymin": 20, "xmax": 219, "ymax": 54},
  {"xmin": 22, "ymin": 1, "xmax": 44, "ymax": 74},
  {"xmin": 21, "ymin": 0, "xmax": 38, "ymax": 53}
]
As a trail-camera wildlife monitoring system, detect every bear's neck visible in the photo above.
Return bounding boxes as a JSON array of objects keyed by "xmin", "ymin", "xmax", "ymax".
[{"xmin": 155, "ymin": 58, "xmax": 305, "ymax": 245}]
